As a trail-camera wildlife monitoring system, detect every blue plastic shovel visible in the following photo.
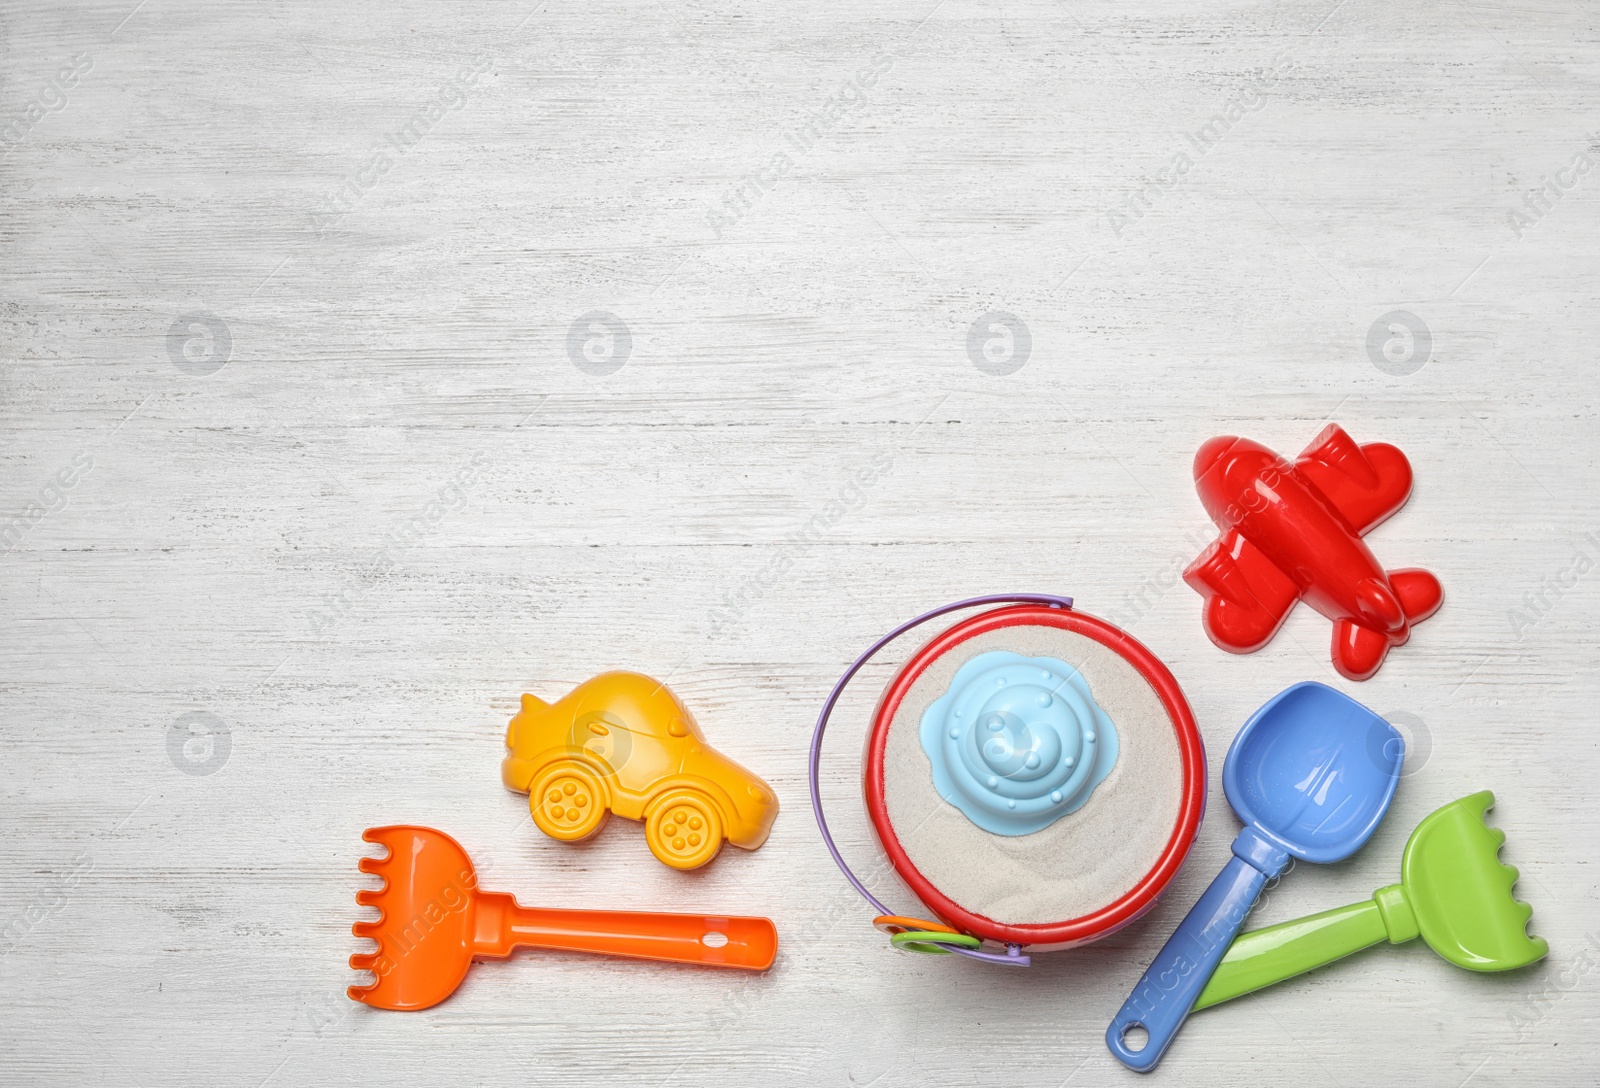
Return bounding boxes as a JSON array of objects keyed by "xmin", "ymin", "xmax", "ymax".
[{"xmin": 1105, "ymin": 682, "xmax": 1403, "ymax": 1071}]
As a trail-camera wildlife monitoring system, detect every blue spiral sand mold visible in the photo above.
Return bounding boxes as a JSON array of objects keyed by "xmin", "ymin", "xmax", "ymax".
[{"xmin": 919, "ymin": 650, "xmax": 1119, "ymax": 836}]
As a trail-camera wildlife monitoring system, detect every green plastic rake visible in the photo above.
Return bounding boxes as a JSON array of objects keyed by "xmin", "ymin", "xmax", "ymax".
[{"xmin": 1196, "ymin": 791, "xmax": 1547, "ymax": 1011}]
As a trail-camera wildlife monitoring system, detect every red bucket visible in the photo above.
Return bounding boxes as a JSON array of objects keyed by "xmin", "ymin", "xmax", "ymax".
[{"xmin": 812, "ymin": 596, "xmax": 1207, "ymax": 962}]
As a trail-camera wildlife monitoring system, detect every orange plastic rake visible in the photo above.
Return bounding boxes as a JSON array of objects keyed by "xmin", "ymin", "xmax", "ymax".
[{"xmin": 348, "ymin": 826, "xmax": 778, "ymax": 1011}]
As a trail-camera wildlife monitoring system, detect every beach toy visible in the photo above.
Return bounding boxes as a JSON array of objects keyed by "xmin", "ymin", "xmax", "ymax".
[
  {"xmin": 1105, "ymin": 682, "xmax": 1403, "ymax": 1071},
  {"xmin": 811, "ymin": 595, "xmax": 1207, "ymax": 966},
  {"xmin": 347, "ymin": 826, "xmax": 777, "ymax": 1011},
  {"xmin": 501, "ymin": 671, "xmax": 778, "ymax": 870},
  {"xmin": 1194, "ymin": 790, "xmax": 1547, "ymax": 1011},
  {"xmin": 1183, "ymin": 424, "xmax": 1443, "ymax": 680},
  {"xmin": 920, "ymin": 650, "xmax": 1120, "ymax": 836}
]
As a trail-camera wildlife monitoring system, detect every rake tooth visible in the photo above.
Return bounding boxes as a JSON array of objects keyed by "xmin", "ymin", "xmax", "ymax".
[
  {"xmin": 1488, "ymin": 826, "xmax": 1507, "ymax": 851},
  {"xmin": 351, "ymin": 918, "xmax": 385, "ymax": 940},
  {"xmin": 349, "ymin": 951, "xmax": 379, "ymax": 972},
  {"xmin": 354, "ymin": 887, "xmax": 386, "ymax": 908},
  {"xmin": 358, "ymin": 828, "xmax": 400, "ymax": 870},
  {"xmin": 347, "ymin": 983, "xmax": 377, "ymax": 1005}
]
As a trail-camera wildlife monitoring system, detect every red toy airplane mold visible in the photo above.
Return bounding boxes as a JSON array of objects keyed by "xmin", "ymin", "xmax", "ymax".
[{"xmin": 1183, "ymin": 425, "xmax": 1442, "ymax": 681}]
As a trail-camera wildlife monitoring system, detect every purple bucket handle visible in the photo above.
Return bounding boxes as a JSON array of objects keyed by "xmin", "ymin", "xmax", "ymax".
[{"xmin": 808, "ymin": 594, "xmax": 1075, "ymax": 967}]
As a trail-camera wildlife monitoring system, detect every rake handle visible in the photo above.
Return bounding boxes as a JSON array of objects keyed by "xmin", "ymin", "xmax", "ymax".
[
  {"xmin": 1194, "ymin": 885, "xmax": 1415, "ymax": 1011},
  {"xmin": 473, "ymin": 893, "xmax": 777, "ymax": 970}
]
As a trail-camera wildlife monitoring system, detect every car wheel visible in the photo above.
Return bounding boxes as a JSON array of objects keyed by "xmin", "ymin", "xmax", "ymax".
[
  {"xmin": 644, "ymin": 788, "xmax": 724, "ymax": 870},
  {"xmin": 529, "ymin": 760, "xmax": 609, "ymax": 842}
]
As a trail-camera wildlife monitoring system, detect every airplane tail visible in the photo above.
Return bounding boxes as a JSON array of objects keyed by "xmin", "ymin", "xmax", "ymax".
[
  {"xmin": 1333, "ymin": 568, "xmax": 1442, "ymax": 681},
  {"xmin": 1388, "ymin": 568, "xmax": 1443, "ymax": 624},
  {"xmin": 1332, "ymin": 619, "xmax": 1392, "ymax": 682}
]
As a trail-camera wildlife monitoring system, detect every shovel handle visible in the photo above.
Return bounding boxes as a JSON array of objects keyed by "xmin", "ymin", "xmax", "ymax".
[
  {"xmin": 1106, "ymin": 826, "xmax": 1292, "ymax": 1071},
  {"xmin": 1193, "ymin": 896, "xmax": 1395, "ymax": 1011},
  {"xmin": 1106, "ymin": 855, "xmax": 1269, "ymax": 1071},
  {"xmin": 477, "ymin": 895, "xmax": 777, "ymax": 970}
]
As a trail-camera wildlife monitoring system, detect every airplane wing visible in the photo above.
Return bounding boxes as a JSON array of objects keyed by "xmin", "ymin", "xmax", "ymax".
[
  {"xmin": 1293, "ymin": 424, "xmax": 1414, "ymax": 537},
  {"xmin": 1182, "ymin": 528, "xmax": 1301, "ymax": 654}
]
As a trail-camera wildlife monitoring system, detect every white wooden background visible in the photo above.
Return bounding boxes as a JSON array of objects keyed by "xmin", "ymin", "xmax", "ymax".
[{"xmin": 3, "ymin": 1, "xmax": 1597, "ymax": 1085}]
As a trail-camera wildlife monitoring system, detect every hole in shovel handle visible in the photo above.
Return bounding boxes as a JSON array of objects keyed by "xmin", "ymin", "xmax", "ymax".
[
  {"xmin": 1121, "ymin": 1024, "xmax": 1149, "ymax": 1052},
  {"xmin": 701, "ymin": 931, "xmax": 729, "ymax": 948}
]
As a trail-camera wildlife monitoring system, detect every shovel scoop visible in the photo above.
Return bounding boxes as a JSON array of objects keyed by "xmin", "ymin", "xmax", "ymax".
[
  {"xmin": 1195, "ymin": 790, "xmax": 1547, "ymax": 1011},
  {"xmin": 348, "ymin": 826, "xmax": 777, "ymax": 1011}
]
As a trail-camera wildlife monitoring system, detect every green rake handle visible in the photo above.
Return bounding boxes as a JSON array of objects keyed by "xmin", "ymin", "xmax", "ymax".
[{"xmin": 1194, "ymin": 885, "xmax": 1419, "ymax": 1011}]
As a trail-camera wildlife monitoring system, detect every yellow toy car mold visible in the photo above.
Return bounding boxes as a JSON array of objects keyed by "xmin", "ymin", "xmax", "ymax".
[{"xmin": 502, "ymin": 671, "xmax": 779, "ymax": 870}]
